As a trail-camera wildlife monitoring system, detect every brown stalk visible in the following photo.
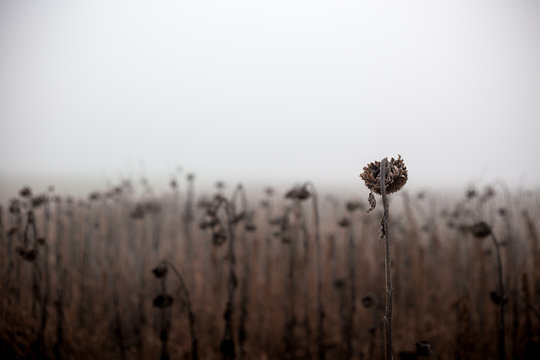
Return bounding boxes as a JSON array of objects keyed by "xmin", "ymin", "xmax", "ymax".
[
  {"xmin": 306, "ymin": 182, "xmax": 325, "ymax": 360},
  {"xmin": 209, "ymin": 189, "xmax": 242, "ymax": 360},
  {"xmin": 231, "ymin": 184, "xmax": 250, "ymax": 357},
  {"xmin": 160, "ymin": 260, "xmax": 199, "ymax": 360},
  {"xmin": 489, "ymin": 231, "xmax": 507, "ymax": 360},
  {"xmin": 284, "ymin": 203, "xmax": 298, "ymax": 360},
  {"xmin": 184, "ymin": 174, "xmax": 195, "ymax": 286},
  {"xmin": 53, "ymin": 201, "xmax": 65, "ymax": 360},
  {"xmin": 380, "ymin": 158, "xmax": 393, "ymax": 360}
]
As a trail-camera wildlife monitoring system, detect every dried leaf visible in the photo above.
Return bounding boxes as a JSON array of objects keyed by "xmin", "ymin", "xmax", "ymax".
[
  {"xmin": 367, "ymin": 192, "xmax": 376, "ymax": 213},
  {"xmin": 379, "ymin": 217, "xmax": 386, "ymax": 241}
]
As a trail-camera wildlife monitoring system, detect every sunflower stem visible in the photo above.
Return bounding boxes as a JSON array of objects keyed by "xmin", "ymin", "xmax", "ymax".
[
  {"xmin": 490, "ymin": 232, "xmax": 506, "ymax": 360},
  {"xmin": 380, "ymin": 157, "xmax": 393, "ymax": 360}
]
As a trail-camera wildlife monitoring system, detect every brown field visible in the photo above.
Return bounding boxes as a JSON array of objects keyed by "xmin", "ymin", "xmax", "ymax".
[{"xmin": 1, "ymin": 178, "xmax": 539, "ymax": 359}]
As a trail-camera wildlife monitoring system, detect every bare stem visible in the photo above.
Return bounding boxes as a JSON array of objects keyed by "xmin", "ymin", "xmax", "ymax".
[
  {"xmin": 183, "ymin": 176, "xmax": 195, "ymax": 286},
  {"xmin": 162, "ymin": 260, "xmax": 199, "ymax": 360},
  {"xmin": 306, "ymin": 182, "xmax": 325, "ymax": 360},
  {"xmin": 221, "ymin": 198, "xmax": 237, "ymax": 360},
  {"xmin": 490, "ymin": 232, "xmax": 506, "ymax": 360},
  {"xmin": 380, "ymin": 158, "xmax": 393, "ymax": 360}
]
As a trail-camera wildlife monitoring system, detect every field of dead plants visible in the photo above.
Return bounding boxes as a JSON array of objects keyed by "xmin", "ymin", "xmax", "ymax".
[{"xmin": 1, "ymin": 173, "xmax": 539, "ymax": 359}]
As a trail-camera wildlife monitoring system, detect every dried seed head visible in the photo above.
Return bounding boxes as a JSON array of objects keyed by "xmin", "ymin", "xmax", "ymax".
[
  {"xmin": 19, "ymin": 186, "xmax": 32, "ymax": 198},
  {"xmin": 465, "ymin": 187, "xmax": 477, "ymax": 200},
  {"xmin": 416, "ymin": 341, "xmax": 434, "ymax": 356},
  {"xmin": 88, "ymin": 192, "xmax": 101, "ymax": 201},
  {"xmin": 9, "ymin": 199, "xmax": 21, "ymax": 214},
  {"xmin": 333, "ymin": 279, "xmax": 345, "ymax": 289},
  {"xmin": 470, "ymin": 221, "xmax": 491, "ymax": 239},
  {"xmin": 361, "ymin": 294, "xmax": 375, "ymax": 308},
  {"xmin": 212, "ymin": 229, "xmax": 227, "ymax": 246},
  {"xmin": 152, "ymin": 264, "xmax": 168, "ymax": 278},
  {"xmin": 338, "ymin": 217, "xmax": 351, "ymax": 227},
  {"xmin": 16, "ymin": 245, "xmax": 38, "ymax": 261},
  {"xmin": 31, "ymin": 195, "xmax": 48, "ymax": 208},
  {"xmin": 285, "ymin": 185, "xmax": 310, "ymax": 201},
  {"xmin": 489, "ymin": 290, "xmax": 507, "ymax": 305},
  {"xmin": 360, "ymin": 155, "xmax": 408, "ymax": 195},
  {"xmin": 23, "ymin": 247, "xmax": 38, "ymax": 261},
  {"xmin": 130, "ymin": 205, "xmax": 145, "ymax": 220},
  {"xmin": 153, "ymin": 294, "xmax": 174, "ymax": 308}
]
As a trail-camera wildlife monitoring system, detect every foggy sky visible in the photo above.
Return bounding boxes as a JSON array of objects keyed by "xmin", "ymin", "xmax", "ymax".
[{"xmin": 1, "ymin": 0, "xmax": 540, "ymax": 198}]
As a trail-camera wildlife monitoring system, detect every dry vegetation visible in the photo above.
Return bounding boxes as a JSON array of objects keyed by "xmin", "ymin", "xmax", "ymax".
[{"xmin": 1, "ymin": 173, "xmax": 539, "ymax": 359}]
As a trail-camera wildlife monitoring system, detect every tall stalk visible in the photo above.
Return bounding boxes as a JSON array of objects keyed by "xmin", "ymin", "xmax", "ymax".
[
  {"xmin": 306, "ymin": 182, "xmax": 325, "ymax": 360},
  {"xmin": 184, "ymin": 174, "xmax": 195, "ymax": 286},
  {"xmin": 203, "ymin": 189, "xmax": 242, "ymax": 360},
  {"xmin": 490, "ymin": 231, "xmax": 506, "ymax": 360},
  {"xmin": 221, "ymin": 197, "xmax": 237, "ymax": 360},
  {"xmin": 53, "ymin": 201, "xmax": 65, "ymax": 360},
  {"xmin": 360, "ymin": 156, "xmax": 407, "ymax": 360},
  {"xmin": 470, "ymin": 220, "xmax": 506, "ymax": 360},
  {"xmin": 379, "ymin": 158, "xmax": 393, "ymax": 360},
  {"xmin": 154, "ymin": 260, "xmax": 199, "ymax": 360}
]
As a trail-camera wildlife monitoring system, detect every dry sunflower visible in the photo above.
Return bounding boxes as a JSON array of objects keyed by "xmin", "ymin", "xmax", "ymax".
[{"xmin": 360, "ymin": 155, "xmax": 408, "ymax": 195}]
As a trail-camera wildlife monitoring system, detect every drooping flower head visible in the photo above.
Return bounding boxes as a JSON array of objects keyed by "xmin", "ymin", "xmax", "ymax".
[
  {"xmin": 469, "ymin": 221, "xmax": 491, "ymax": 239},
  {"xmin": 360, "ymin": 155, "xmax": 408, "ymax": 195}
]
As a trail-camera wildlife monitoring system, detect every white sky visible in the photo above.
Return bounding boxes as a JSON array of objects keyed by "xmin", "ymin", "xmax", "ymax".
[{"xmin": 1, "ymin": 0, "xmax": 540, "ymax": 198}]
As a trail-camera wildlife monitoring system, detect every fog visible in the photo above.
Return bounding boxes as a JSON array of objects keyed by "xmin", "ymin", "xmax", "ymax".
[{"xmin": 1, "ymin": 0, "xmax": 540, "ymax": 199}]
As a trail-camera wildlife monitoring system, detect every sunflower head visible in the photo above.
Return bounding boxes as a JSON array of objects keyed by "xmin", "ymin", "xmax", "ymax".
[
  {"xmin": 360, "ymin": 155, "xmax": 408, "ymax": 195},
  {"xmin": 469, "ymin": 221, "xmax": 491, "ymax": 239}
]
